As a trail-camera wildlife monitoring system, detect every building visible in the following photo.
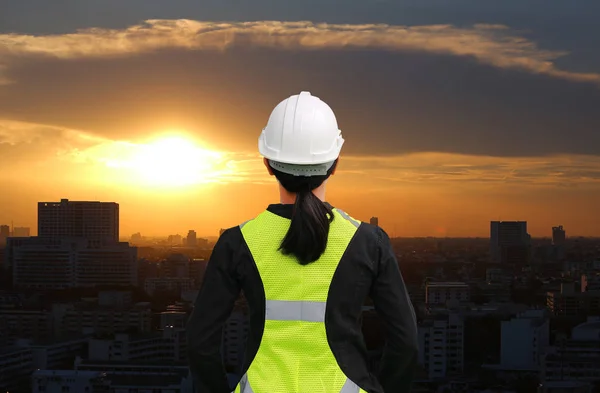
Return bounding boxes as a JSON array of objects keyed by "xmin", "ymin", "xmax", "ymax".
[
  {"xmin": 541, "ymin": 318, "xmax": 600, "ymax": 386},
  {"xmin": 190, "ymin": 258, "xmax": 208, "ymax": 286},
  {"xmin": 17, "ymin": 335, "xmax": 89, "ymax": 369},
  {"xmin": 130, "ymin": 232, "xmax": 143, "ymax": 243},
  {"xmin": 0, "ymin": 224, "xmax": 9, "ymax": 246},
  {"xmin": 144, "ymin": 277, "xmax": 195, "ymax": 296},
  {"xmin": 486, "ymin": 268, "xmax": 511, "ymax": 285},
  {"xmin": 539, "ymin": 381, "xmax": 592, "ymax": 393},
  {"xmin": 500, "ymin": 310, "xmax": 549, "ymax": 370},
  {"xmin": 10, "ymin": 237, "xmax": 75, "ymax": 289},
  {"xmin": 552, "ymin": 226, "xmax": 566, "ymax": 246},
  {"xmin": 490, "ymin": 221, "xmax": 530, "ymax": 264},
  {"xmin": 159, "ymin": 311, "xmax": 188, "ymax": 329},
  {"xmin": 197, "ymin": 237, "xmax": 209, "ymax": 249},
  {"xmin": 32, "ymin": 368, "xmax": 194, "ymax": 393},
  {"xmin": 74, "ymin": 242, "xmax": 138, "ymax": 287},
  {"xmin": 162, "ymin": 253, "xmax": 191, "ymax": 278},
  {"xmin": 0, "ymin": 308, "xmax": 56, "ymax": 344},
  {"xmin": 88, "ymin": 328, "xmax": 187, "ymax": 363},
  {"xmin": 417, "ymin": 312, "xmax": 464, "ymax": 379},
  {"xmin": 222, "ymin": 308, "xmax": 250, "ymax": 371},
  {"xmin": 370, "ymin": 217, "xmax": 379, "ymax": 227},
  {"xmin": 38, "ymin": 198, "xmax": 119, "ymax": 246},
  {"xmin": 0, "ymin": 346, "xmax": 33, "ymax": 391},
  {"xmin": 168, "ymin": 234, "xmax": 183, "ymax": 245},
  {"xmin": 73, "ymin": 360, "xmax": 195, "ymax": 392},
  {"xmin": 581, "ymin": 273, "xmax": 600, "ymax": 292},
  {"xmin": 0, "ymin": 335, "xmax": 89, "ymax": 391},
  {"xmin": 98, "ymin": 291, "xmax": 133, "ymax": 308},
  {"xmin": 12, "ymin": 227, "xmax": 30, "ymax": 237},
  {"xmin": 0, "ymin": 247, "xmax": 6, "ymax": 277},
  {"xmin": 426, "ymin": 282, "xmax": 470, "ymax": 306},
  {"xmin": 186, "ymin": 230, "xmax": 197, "ymax": 247},
  {"xmin": 61, "ymin": 302, "xmax": 153, "ymax": 335},
  {"xmin": 547, "ymin": 283, "xmax": 600, "ymax": 317},
  {"xmin": 32, "ymin": 370, "xmax": 110, "ymax": 393},
  {"xmin": 10, "ymin": 237, "xmax": 137, "ymax": 288}
]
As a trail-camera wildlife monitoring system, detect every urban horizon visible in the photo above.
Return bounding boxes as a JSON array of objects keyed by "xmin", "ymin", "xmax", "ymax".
[
  {"xmin": 1, "ymin": 197, "xmax": 599, "ymax": 239},
  {"xmin": 2, "ymin": 193, "xmax": 599, "ymax": 393},
  {"xmin": 1, "ymin": 2, "xmax": 600, "ymax": 392}
]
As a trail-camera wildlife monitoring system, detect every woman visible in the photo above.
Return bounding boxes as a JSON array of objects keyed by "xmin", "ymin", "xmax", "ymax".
[{"xmin": 187, "ymin": 91, "xmax": 418, "ymax": 393}]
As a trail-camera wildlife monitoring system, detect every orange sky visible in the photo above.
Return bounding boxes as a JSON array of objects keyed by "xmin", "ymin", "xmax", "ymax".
[
  {"xmin": 0, "ymin": 20, "xmax": 599, "ymax": 238},
  {"xmin": 0, "ymin": 130, "xmax": 597, "ymax": 238}
]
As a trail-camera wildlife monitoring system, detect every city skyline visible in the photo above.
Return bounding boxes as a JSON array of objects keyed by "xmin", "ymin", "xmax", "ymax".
[
  {"xmin": 2, "ymin": 2, "xmax": 600, "ymax": 393},
  {"xmin": 0, "ymin": 198, "xmax": 594, "ymax": 239},
  {"xmin": 1, "ymin": 1, "xmax": 599, "ymax": 238}
]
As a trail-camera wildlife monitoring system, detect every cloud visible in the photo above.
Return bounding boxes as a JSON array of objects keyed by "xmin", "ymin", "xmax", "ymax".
[
  {"xmin": 0, "ymin": 20, "xmax": 598, "ymax": 86},
  {"xmin": 65, "ymin": 134, "xmax": 600, "ymax": 188},
  {"xmin": 1, "ymin": 21, "xmax": 599, "ymax": 158},
  {"xmin": 338, "ymin": 154, "xmax": 600, "ymax": 188},
  {"xmin": 2, "ymin": 119, "xmax": 600, "ymax": 191}
]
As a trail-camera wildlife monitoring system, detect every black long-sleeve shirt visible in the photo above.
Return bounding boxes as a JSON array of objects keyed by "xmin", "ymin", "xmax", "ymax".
[{"xmin": 186, "ymin": 204, "xmax": 418, "ymax": 393}]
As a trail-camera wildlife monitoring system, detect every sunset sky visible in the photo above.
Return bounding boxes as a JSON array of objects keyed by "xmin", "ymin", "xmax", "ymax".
[{"xmin": 0, "ymin": 1, "xmax": 599, "ymax": 238}]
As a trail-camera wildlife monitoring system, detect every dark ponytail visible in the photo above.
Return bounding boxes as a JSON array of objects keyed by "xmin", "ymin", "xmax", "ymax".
[{"xmin": 270, "ymin": 160, "xmax": 338, "ymax": 265}]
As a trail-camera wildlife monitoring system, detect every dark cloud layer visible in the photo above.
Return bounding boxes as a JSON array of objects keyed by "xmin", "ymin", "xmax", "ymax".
[
  {"xmin": 2, "ymin": 0, "xmax": 599, "ymax": 72},
  {"xmin": 1, "ymin": 40, "xmax": 599, "ymax": 157}
]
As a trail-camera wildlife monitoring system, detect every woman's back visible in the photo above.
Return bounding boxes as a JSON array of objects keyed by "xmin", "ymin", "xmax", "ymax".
[
  {"xmin": 236, "ymin": 207, "xmax": 365, "ymax": 392},
  {"xmin": 186, "ymin": 91, "xmax": 418, "ymax": 393}
]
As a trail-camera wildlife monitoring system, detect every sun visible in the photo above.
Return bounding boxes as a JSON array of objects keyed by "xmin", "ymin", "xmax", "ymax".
[{"xmin": 127, "ymin": 136, "xmax": 223, "ymax": 186}]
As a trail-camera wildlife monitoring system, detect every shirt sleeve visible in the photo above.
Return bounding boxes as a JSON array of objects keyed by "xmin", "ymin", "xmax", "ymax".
[
  {"xmin": 369, "ymin": 227, "xmax": 419, "ymax": 393},
  {"xmin": 186, "ymin": 229, "xmax": 242, "ymax": 393}
]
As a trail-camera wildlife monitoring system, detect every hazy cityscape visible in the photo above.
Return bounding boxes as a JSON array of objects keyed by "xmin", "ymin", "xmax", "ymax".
[
  {"xmin": 0, "ymin": 199, "xmax": 598, "ymax": 392},
  {"xmin": 1, "ymin": 0, "xmax": 599, "ymax": 391}
]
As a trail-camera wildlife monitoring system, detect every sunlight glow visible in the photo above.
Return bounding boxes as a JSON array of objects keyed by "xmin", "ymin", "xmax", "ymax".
[{"xmin": 105, "ymin": 136, "xmax": 225, "ymax": 187}]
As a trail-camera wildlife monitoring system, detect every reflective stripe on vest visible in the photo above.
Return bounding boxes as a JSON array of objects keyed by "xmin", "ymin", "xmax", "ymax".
[
  {"xmin": 266, "ymin": 300, "xmax": 326, "ymax": 323},
  {"xmin": 232, "ymin": 208, "xmax": 368, "ymax": 393},
  {"xmin": 233, "ymin": 374, "xmax": 363, "ymax": 393}
]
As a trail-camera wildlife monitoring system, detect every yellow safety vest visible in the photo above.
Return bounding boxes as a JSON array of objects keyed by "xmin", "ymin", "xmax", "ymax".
[{"xmin": 233, "ymin": 207, "xmax": 369, "ymax": 393}]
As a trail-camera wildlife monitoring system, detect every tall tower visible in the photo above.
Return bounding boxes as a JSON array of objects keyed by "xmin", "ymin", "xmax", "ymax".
[
  {"xmin": 38, "ymin": 199, "xmax": 119, "ymax": 245},
  {"xmin": 187, "ymin": 230, "xmax": 197, "ymax": 247},
  {"xmin": 552, "ymin": 226, "xmax": 566, "ymax": 245},
  {"xmin": 490, "ymin": 221, "xmax": 530, "ymax": 264}
]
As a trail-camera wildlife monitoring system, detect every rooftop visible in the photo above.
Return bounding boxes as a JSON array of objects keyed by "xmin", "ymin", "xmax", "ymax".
[
  {"xmin": 0, "ymin": 345, "xmax": 31, "ymax": 356},
  {"xmin": 427, "ymin": 282, "xmax": 469, "ymax": 287},
  {"xmin": 107, "ymin": 373, "xmax": 183, "ymax": 387},
  {"xmin": 32, "ymin": 370, "xmax": 103, "ymax": 378},
  {"xmin": 27, "ymin": 334, "xmax": 91, "ymax": 347}
]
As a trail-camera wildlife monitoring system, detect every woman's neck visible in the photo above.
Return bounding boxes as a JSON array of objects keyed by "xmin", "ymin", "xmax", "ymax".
[{"xmin": 278, "ymin": 183, "xmax": 327, "ymax": 204}]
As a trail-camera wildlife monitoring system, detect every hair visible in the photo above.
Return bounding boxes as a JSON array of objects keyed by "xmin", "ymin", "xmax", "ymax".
[{"xmin": 269, "ymin": 159, "xmax": 338, "ymax": 265}]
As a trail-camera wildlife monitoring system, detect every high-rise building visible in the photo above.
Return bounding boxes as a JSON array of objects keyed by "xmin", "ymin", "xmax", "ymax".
[
  {"xmin": 167, "ymin": 234, "xmax": 182, "ymax": 245},
  {"xmin": 12, "ymin": 227, "xmax": 30, "ymax": 237},
  {"xmin": 130, "ymin": 232, "xmax": 142, "ymax": 243},
  {"xmin": 418, "ymin": 313, "xmax": 464, "ymax": 379},
  {"xmin": 0, "ymin": 224, "xmax": 9, "ymax": 246},
  {"xmin": 541, "ymin": 318, "xmax": 600, "ymax": 387},
  {"xmin": 38, "ymin": 199, "xmax": 119, "ymax": 246},
  {"xmin": 500, "ymin": 310, "xmax": 549, "ymax": 370},
  {"xmin": 186, "ymin": 230, "xmax": 197, "ymax": 247},
  {"xmin": 426, "ymin": 282, "xmax": 470, "ymax": 306},
  {"xmin": 552, "ymin": 225, "xmax": 566, "ymax": 245},
  {"xmin": 8, "ymin": 200, "xmax": 136, "ymax": 288},
  {"xmin": 10, "ymin": 237, "xmax": 137, "ymax": 289},
  {"xmin": 490, "ymin": 221, "xmax": 530, "ymax": 264},
  {"xmin": 222, "ymin": 308, "xmax": 250, "ymax": 371},
  {"xmin": 369, "ymin": 217, "xmax": 379, "ymax": 227}
]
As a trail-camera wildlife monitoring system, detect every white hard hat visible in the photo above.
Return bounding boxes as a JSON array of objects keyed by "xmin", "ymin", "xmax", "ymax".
[{"xmin": 259, "ymin": 91, "xmax": 344, "ymax": 176}]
